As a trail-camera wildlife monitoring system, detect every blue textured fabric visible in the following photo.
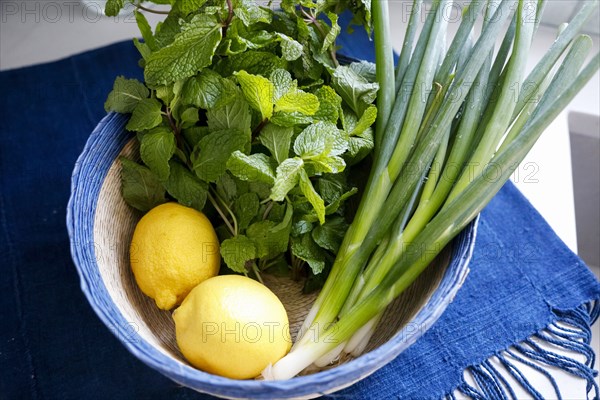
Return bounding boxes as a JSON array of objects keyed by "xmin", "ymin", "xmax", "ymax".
[{"xmin": 1, "ymin": 15, "xmax": 599, "ymax": 400}]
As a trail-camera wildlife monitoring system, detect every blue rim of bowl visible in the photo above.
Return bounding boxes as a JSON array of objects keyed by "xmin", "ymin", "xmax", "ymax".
[{"xmin": 67, "ymin": 112, "xmax": 477, "ymax": 399}]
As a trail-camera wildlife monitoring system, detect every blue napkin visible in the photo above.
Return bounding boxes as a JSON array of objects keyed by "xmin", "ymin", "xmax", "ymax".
[{"xmin": 1, "ymin": 19, "xmax": 599, "ymax": 400}]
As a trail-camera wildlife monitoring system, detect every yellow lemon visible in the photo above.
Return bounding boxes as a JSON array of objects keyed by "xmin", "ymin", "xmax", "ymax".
[
  {"xmin": 173, "ymin": 275, "xmax": 291, "ymax": 379},
  {"xmin": 130, "ymin": 202, "xmax": 220, "ymax": 310}
]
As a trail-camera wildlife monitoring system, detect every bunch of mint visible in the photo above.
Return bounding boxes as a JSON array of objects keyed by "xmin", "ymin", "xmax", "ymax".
[{"xmin": 104, "ymin": 0, "xmax": 378, "ymax": 291}]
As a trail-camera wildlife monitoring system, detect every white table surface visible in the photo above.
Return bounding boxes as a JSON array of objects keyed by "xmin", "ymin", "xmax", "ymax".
[{"xmin": 1, "ymin": 1, "xmax": 598, "ymax": 398}]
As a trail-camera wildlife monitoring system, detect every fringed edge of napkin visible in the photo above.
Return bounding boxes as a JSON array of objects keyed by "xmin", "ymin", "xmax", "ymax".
[{"xmin": 445, "ymin": 300, "xmax": 600, "ymax": 400}]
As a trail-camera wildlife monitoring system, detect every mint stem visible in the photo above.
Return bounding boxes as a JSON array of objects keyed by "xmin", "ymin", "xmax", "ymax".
[
  {"xmin": 165, "ymin": 108, "xmax": 183, "ymax": 154},
  {"xmin": 222, "ymin": 0, "xmax": 234, "ymax": 37},
  {"xmin": 135, "ymin": 3, "xmax": 169, "ymax": 15},
  {"xmin": 207, "ymin": 192, "xmax": 235, "ymax": 235},
  {"xmin": 262, "ymin": 201, "xmax": 274, "ymax": 220},
  {"xmin": 252, "ymin": 119, "xmax": 268, "ymax": 140},
  {"xmin": 300, "ymin": 8, "xmax": 339, "ymax": 68}
]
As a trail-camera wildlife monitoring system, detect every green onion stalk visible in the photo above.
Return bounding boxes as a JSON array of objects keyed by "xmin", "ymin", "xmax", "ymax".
[{"xmin": 263, "ymin": 0, "xmax": 599, "ymax": 381}]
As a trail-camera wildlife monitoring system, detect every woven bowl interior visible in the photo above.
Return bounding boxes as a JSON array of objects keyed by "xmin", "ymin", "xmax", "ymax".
[{"xmin": 93, "ymin": 138, "xmax": 451, "ymax": 374}]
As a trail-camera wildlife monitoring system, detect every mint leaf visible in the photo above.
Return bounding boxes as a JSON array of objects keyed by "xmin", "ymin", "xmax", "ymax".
[
  {"xmin": 341, "ymin": 107, "xmax": 356, "ymax": 132},
  {"xmin": 246, "ymin": 222, "xmax": 276, "ymax": 259},
  {"xmin": 309, "ymin": 30, "xmax": 335, "ymax": 72},
  {"xmin": 331, "ymin": 65, "xmax": 379, "ymax": 115},
  {"xmin": 248, "ymin": 181, "xmax": 272, "ymax": 200},
  {"xmin": 312, "ymin": 216, "xmax": 347, "ymax": 253},
  {"xmin": 207, "ymin": 94, "xmax": 252, "ymax": 134},
  {"xmin": 234, "ymin": 28, "xmax": 276, "ymax": 51},
  {"xmin": 221, "ymin": 235, "xmax": 256, "ymax": 273},
  {"xmin": 120, "ymin": 157, "xmax": 167, "ymax": 212},
  {"xmin": 350, "ymin": 105, "xmax": 377, "ymax": 136},
  {"xmin": 325, "ymin": 187, "xmax": 358, "ymax": 215},
  {"xmin": 192, "ymin": 129, "xmax": 249, "ymax": 182},
  {"xmin": 349, "ymin": 61, "xmax": 377, "ymax": 83},
  {"xmin": 274, "ymin": 90, "xmax": 319, "ymax": 115},
  {"xmin": 318, "ymin": 174, "xmax": 348, "ymax": 203},
  {"xmin": 258, "ymin": 123, "xmax": 293, "ymax": 164},
  {"xmin": 145, "ymin": 14, "xmax": 222, "ymax": 86},
  {"xmin": 218, "ymin": 51, "xmax": 286, "ymax": 77},
  {"xmin": 275, "ymin": 201, "xmax": 293, "ymax": 227},
  {"xmin": 310, "ymin": 155, "xmax": 346, "ymax": 174},
  {"xmin": 234, "ymin": 192, "xmax": 259, "ymax": 230},
  {"xmin": 322, "ymin": 12, "xmax": 340, "ymax": 53},
  {"xmin": 293, "ymin": 48, "xmax": 324, "ymax": 82},
  {"xmin": 291, "ymin": 233, "xmax": 327, "ymax": 275},
  {"xmin": 173, "ymin": 0, "xmax": 208, "ymax": 15},
  {"xmin": 264, "ymin": 201, "xmax": 286, "ymax": 222},
  {"xmin": 312, "ymin": 85, "xmax": 342, "ymax": 123},
  {"xmin": 301, "ymin": 187, "xmax": 358, "ymax": 223},
  {"xmin": 235, "ymin": 70, "xmax": 274, "ymax": 121},
  {"xmin": 154, "ymin": 13, "xmax": 183, "ymax": 49},
  {"xmin": 343, "ymin": 107, "xmax": 375, "ymax": 163},
  {"xmin": 233, "ymin": 0, "xmax": 272, "ymax": 26},
  {"xmin": 270, "ymin": 157, "xmax": 303, "ymax": 201},
  {"xmin": 298, "ymin": 79, "xmax": 325, "ymax": 91},
  {"xmin": 346, "ymin": 130, "xmax": 374, "ymax": 165},
  {"xmin": 104, "ymin": 76, "xmax": 149, "ymax": 114},
  {"xmin": 135, "ymin": 11, "xmax": 157, "ymax": 51},
  {"xmin": 183, "ymin": 126, "xmax": 210, "ymax": 148},
  {"xmin": 357, "ymin": 0, "xmax": 372, "ymax": 30},
  {"xmin": 296, "ymin": 13, "xmax": 310, "ymax": 41},
  {"xmin": 181, "ymin": 69, "xmax": 224, "ymax": 109},
  {"xmin": 105, "ymin": 0, "xmax": 125, "ymax": 16},
  {"xmin": 317, "ymin": 173, "xmax": 348, "ymax": 204},
  {"xmin": 292, "ymin": 220, "xmax": 313, "ymax": 237},
  {"xmin": 226, "ymin": 151, "xmax": 276, "ymax": 184},
  {"xmin": 126, "ymin": 98, "xmax": 163, "ymax": 131},
  {"xmin": 168, "ymin": 79, "xmax": 187, "ymax": 121},
  {"xmin": 246, "ymin": 203, "xmax": 292, "ymax": 258},
  {"xmin": 232, "ymin": 17, "xmax": 275, "ymax": 43},
  {"xmin": 270, "ymin": 69, "xmax": 294, "ymax": 102},
  {"xmin": 216, "ymin": 172, "xmax": 238, "ymax": 203},
  {"xmin": 180, "ymin": 107, "xmax": 199, "ymax": 128},
  {"xmin": 293, "ymin": 121, "xmax": 348, "ymax": 160},
  {"xmin": 133, "ymin": 38, "xmax": 151, "ymax": 62},
  {"xmin": 212, "ymin": 78, "xmax": 240, "ymax": 109},
  {"xmin": 165, "ymin": 161, "xmax": 208, "ymax": 211},
  {"xmin": 155, "ymin": 85, "xmax": 174, "ymax": 106},
  {"xmin": 299, "ymin": 168, "xmax": 325, "ymax": 224},
  {"xmin": 219, "ymin": 36, "xmax": 249, "ymax": 56},
  {"xmin": 276, "ymin": 33, "xmax": 303, "ymax": 61},
  {"xmin": 270, "ymin": 112, "xmax": 313, "ymax": 127},
  {"xmin": 139, "ymin": 127, "xmax": 176, "ymax": 181}
]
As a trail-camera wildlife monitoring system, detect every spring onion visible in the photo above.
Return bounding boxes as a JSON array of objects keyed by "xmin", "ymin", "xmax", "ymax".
[{"xmin": 263, "ymin": 0, "xmax": 599, "ymax": 380}]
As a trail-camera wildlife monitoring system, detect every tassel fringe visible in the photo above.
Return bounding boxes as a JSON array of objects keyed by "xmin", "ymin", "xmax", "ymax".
[{"xmin": 447, "ymin": 301, "xmax": 600, "ymax": 400}]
